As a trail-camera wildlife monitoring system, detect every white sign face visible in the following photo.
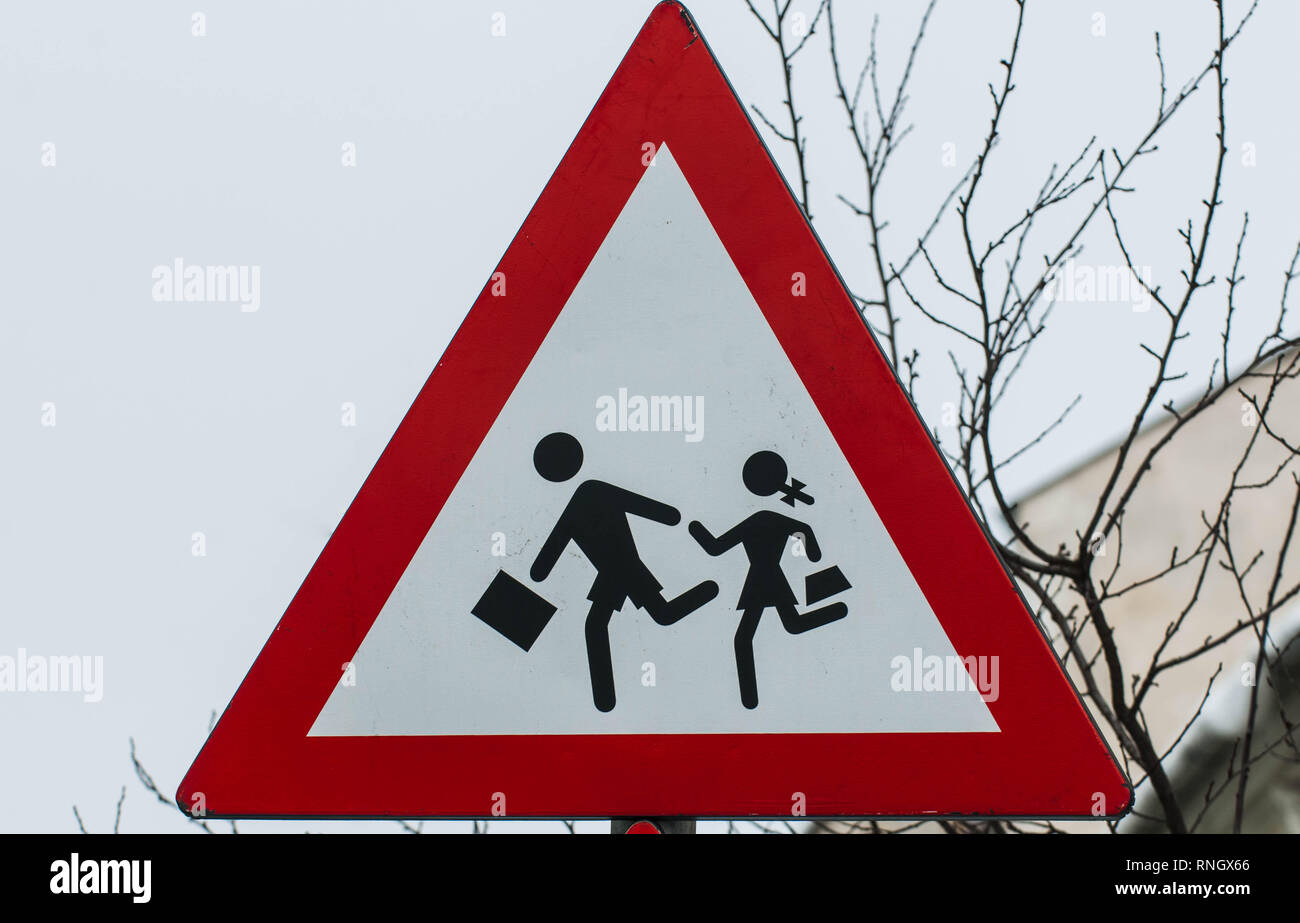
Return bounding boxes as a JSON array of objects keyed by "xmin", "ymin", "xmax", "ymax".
[{"xmin": 311, "ymin": 146, "xmax": 997, "ymax": 737}]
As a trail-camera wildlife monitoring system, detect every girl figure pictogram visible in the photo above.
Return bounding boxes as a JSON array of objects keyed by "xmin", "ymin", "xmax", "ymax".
[{"xmin": 689, "ymin": 451, "xmax": 848, "ymax": 709}]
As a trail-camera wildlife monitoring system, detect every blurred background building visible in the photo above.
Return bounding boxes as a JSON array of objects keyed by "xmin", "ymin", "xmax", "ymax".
[{"xmin": 1011, "ymin": 348, "xmax": 1300, "ymax": 833}]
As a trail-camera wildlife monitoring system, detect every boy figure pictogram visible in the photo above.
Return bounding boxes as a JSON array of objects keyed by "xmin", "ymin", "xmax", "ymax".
[
  {"xmin": 530, "ymin": 432, "xmax": 719, "ymax": 712},
  {"xmin": 690, "ymin": 450, "xmax": 848, "ymax": 709}
]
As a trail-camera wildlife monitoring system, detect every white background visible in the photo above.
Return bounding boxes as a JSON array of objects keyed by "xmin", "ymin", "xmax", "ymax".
[{"xmin": 312, "ymin": 146, "xmax": 996, "ymax": 737}]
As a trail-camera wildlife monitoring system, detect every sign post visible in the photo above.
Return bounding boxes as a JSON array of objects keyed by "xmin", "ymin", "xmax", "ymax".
[{"xmin": 612, "ymin": 819, "xmax": 696, "ymax": 835}]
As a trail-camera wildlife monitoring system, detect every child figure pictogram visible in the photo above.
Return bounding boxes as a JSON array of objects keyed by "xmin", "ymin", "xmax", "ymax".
[
  {"xmin": 530, "ymin": 432, "xmax": 719, "ymax": 712},
  {"xmin": 689, "ymin": 450, "xmax": 848, "ymax": 709}
]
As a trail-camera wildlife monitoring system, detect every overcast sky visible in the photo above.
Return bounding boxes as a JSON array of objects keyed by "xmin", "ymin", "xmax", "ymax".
[{"xmin": 2, "ymin": 0, "xmax": 1296, "ymax": 833}]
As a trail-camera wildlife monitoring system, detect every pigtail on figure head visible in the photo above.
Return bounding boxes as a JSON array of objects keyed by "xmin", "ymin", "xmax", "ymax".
[{"xmin": 742, "ymin": 450, "xmax": 813, "ymax": 507}]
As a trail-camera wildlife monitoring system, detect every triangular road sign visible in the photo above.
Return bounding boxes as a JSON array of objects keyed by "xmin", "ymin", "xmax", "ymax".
[{"xmin": 179, "ymin": 1, "xmax": 1130, "ymax": 820}]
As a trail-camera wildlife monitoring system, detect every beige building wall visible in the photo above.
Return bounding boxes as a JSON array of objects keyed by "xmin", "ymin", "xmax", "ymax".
[
  {"xmin": 1011, "ymin": 351, "xmax": 1300, "ymax": 833},
  {"xmin": 820, "ymin": 352, "xmax": 1300, "ymax": 835}
]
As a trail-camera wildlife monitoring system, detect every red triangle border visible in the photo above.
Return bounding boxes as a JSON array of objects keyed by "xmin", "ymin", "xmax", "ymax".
[{"xmin": 178, "ymin": 1, "xmax": 1131, "ymax": 819}]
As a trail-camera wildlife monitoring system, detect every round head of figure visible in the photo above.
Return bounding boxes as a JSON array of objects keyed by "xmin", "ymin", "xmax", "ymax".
[
  {"xmin": 742, "ymin": 450, "xmax": 788, "ymax": 497},
  {"xmin": 534, "ymin": 432, "xmax": 584, "ymax": 482}
]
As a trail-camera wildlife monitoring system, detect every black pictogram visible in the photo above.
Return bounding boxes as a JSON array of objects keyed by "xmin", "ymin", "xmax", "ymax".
[
  {"xmin": 527, "ymin": 432, "xmax": 718, "ymax": 711},
  {"xmin": 689, "ymin": 451, "xmax": 850, "ymax": 709}
]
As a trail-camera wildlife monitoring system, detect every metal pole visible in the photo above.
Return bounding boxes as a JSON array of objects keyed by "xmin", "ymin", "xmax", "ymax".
[{"xmin": 610, "ymin": 817, "xmax": 697, "ymax": 834}]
